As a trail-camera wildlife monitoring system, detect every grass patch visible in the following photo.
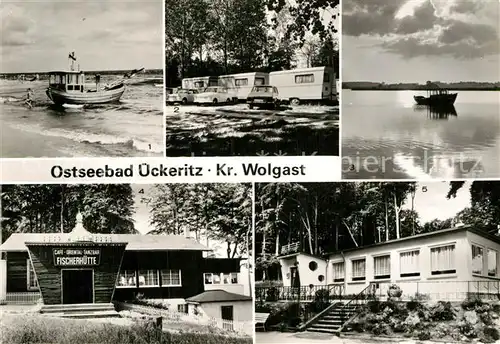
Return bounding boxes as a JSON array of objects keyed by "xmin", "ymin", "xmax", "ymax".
[{"xmin": 0, "ymin": 314, "xmax": 252, "ymax": 344}]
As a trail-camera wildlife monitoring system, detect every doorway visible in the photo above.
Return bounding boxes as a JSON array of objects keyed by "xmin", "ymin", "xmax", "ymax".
[
  {"xmin": 62, "ymin": 269, "xmax": 93, "ymax": 304},
  {"xmin": 221, "ymin": 305, "xmax": 234, "ymax": 330},
  {"xmin": 290, "ymin": 266, "xmax": 300, "ymax": 288}
]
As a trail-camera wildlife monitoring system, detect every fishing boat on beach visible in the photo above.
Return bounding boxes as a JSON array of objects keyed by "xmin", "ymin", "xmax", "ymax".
[
  {"xmin": 45, "ymin": 53, "xmax": 141, "ymax": 106},
  {"xmin": 414, "ymin": 82, "xmax": 457, "ymax": 106}
]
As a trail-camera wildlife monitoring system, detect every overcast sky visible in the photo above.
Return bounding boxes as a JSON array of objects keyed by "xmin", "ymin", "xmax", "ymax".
[
  {"xmin": 342, "ymin": 0, "xmax": 500, "ymax": 82},
  {"xmin": 403, "ymin": 181, "xmax": 471, "ymax": 223},
  {"xmin": 1, "ymin": 0, "xmax": 163, "ymax": 73}
]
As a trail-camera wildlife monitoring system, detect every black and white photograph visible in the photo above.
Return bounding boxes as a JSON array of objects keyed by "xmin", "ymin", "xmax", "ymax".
[
  {"xmin": 0, "ymin": 1, "xmax": 164, "ymax": 158},
  {"xmin": 0, "ymin": 183, "xmax": 253, "ymax": 344},
  {"xmin": 341, "ymin": 0, "xmax": 500, "ymax": 179},
  {"xmin": 254, "ymin": 181, "xmax": 500, "ymax": 343},
  {"xmin": 165, "ymin": 0, "xmax": 339, "ymax": 157}
]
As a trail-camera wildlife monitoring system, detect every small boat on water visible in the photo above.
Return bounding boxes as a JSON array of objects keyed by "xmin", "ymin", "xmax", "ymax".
[
  {"xmin": 414, "ymin": 82, "xmax": 457, "ymax": 106},
  {"xmin": 45, "ymin": 53, "xmax": 141, "ymax": 106}
]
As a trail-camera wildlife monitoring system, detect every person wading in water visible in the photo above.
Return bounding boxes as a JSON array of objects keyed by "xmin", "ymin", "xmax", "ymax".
[{"xmin": 24, "ymin": 88, "xmax": 34, "ymax": 109}]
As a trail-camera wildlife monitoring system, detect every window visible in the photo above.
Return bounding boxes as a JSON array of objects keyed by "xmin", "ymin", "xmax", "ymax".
[
  {"xmin": 352, "ymin": 258, "xmax": 366, "ymax": 281},
  {"xmin": 431, "ymin": 244, "xmax": 456, "ymax": 275},
  {"xmin": 161, "ymin": 269, "xmax": 181, "ymax": 286},
  {"xmin": 472, "ymin": 245, "xmax": 484, "ymax": 275},
  {"xmin": 67, "ymin": 85, "xmax": 74, "ymax": 90},
  {"xmin": 194, "ymin": 81, "xmax": 205, "ymax": 88},
  {"xmin": 400, "ymin": 250, "xmax": 420, "ymax": 277},
  {"xmin": 488, "ymin": 249, "xmax": 497, "ymax": 277},
  {"xmin": 26, "ymin": 259, "xmax": 38, "ymax": 291},
  {"xmin": 221, "ymin": 305, "xmax": 234, "ymax": 330},
  {"xmin": 178, "ymin": 304, "xmax": 188, "ymax": 314},
  {"xmin": 235, "ymin": 78, "xmax": 248, "ymax": 86},
  {"xmin": 138, "ymin": 270, "xmax": 159, "ymax": 287},
  {"xmin": 255, "ymin": 78, "xmax": 265, "ymax": 85},
  {"xmin": 204, "ymin": 273, "xmax": 213, "ymax": 284},
  {"xmin": 205, "ymin": 273, "xmax": 238, "ymax": 284},
  {"xmin": 117, "ymin": 270, "xmax": 136, "ymax": 287},
  {"xmin": 230, "ymin": 273, "xmax": 238, "ymax": 284},
  {"xmin": 309, "ymin": 261, "xmax": 318, "ymax": 271},
  {"xmin": 318, "ymin": 274, "xmax": 325, "ymax": 282},
  {"xmin": 295, "ymin": 74, "xmax": 314, "ymax": 84},
  {"xmin": 332, "ymin": 262, "xmax": 344, "ymax": 282},
  {"xmin": 374, "ymin": 255, "xmax": 391, "ymax": 279}
]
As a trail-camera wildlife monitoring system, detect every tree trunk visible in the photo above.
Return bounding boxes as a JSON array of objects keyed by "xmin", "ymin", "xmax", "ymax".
[
  {"xmin": 384, "ymin": 194, "xmax": 389, "ymax": 241},
  {"xmin": 394, "ymin": 193, "xmax": 401, "ymax": 239},
  {"xmin": 342, "ymin": 220, "xmax": 358, "ymax": 247}
]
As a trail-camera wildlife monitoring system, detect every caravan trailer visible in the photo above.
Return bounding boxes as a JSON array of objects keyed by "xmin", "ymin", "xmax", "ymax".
[
  {"xmin": 182, "ymin": 76, "xmax": 218, "ymax": 91},
  {"xmin": 269, "ymin": 66, "xmax": 336, "ymax": 105},
  {"xmin": 218, "ymin": 72, "xmax": 269, "ymax": 100}
]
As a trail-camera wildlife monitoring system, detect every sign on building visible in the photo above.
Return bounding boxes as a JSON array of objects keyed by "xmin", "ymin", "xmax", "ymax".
[{"xmin": 53, "ymin": 248, "xmax": 101, "ymax": 266}]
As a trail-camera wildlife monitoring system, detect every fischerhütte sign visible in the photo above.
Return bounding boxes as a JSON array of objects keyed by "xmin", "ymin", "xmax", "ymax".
[{"xmin": 53, "ymin": 248, "xmax": 101, "ymax": 266}]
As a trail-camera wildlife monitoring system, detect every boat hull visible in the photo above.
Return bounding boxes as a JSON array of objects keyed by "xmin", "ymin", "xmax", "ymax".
[
  {"xmin": 46, "ymin": 85, "xmax": 125, "ymax": 105},
  {"xmin": 414, "ymin": 93, "xmax": 457, "ymax": 106}
]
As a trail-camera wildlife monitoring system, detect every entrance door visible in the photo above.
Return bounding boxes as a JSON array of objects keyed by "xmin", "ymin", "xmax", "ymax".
[
  {"xmin": 62, "ymin": 270, "xmax": 93, "ymax": 304},
  {"xmin": 290, "ymin": 266, "xmax": 300, "ymax": 288}
]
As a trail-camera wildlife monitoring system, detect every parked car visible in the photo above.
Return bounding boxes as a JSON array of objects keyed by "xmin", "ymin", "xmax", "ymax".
[
  {"xmin": 246, "ymin": 85, "xmax": 280, "ymax": 109},
  {"xmin": 193, "ymin": 87, "xmax": 237, "ymax": 105},
  {"xmin": 166, "ymin": 88, "xmax": 198, "ymax": 105}
]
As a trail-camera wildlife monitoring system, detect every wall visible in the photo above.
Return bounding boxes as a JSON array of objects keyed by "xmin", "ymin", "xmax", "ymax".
[
  {"xmin": 327, "ymin": 230, "xmax": 470, "ymax": 297},
  {"xmin": 296, "ymin": 254, "xmax": 328, "ymax": 287},
  {"xmin": 6, "ymin": 252, "xmax": 29, "ymax": 292},
  {"xmin": 197, "ymin": 300, "xmax": 253, "ymax": 323},
  {"xmin": 0, "ymin": 259, "xmax": 6, "ymax": 300},
  {"xmin": 27, "ymin": 243, "xmax": 126, "ymax": 304},
  {"xmin": 278, "ymin": 256, "xmax": 297, "ymax": 287},
  {"xmin": 204, "ymin": 284, "xmax": 245, "ymax": 295}
]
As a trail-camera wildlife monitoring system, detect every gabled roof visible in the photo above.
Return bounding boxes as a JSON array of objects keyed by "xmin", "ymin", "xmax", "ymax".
[
  {"xmin": 0, "ymin": 233, "xmax": 209, "ymax": 252},
  {"xmin": 186, "ymin": 290, "xmax": 252, "ymax": 304}
]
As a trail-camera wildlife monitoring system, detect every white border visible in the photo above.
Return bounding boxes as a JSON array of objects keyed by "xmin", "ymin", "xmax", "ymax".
[{"xmin": 162, "ymin": 0, "xmax": 167, "ymax": 158}]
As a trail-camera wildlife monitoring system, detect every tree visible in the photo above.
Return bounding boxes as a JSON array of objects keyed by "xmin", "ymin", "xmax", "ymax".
[
  {"xmin": 267, "ymin": 0, "xmax": 339, "ymax": 42},
  {"xmin": 1, "ymin": 184, "xmax": 136, "ymax": 239}
]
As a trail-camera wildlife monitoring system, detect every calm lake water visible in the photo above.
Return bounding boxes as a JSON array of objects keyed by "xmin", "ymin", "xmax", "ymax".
[
  {"xmin": 0, "ymin": 77, "xmax": 163, "ymax": 158},
  {"xmin": 342, "ymin": 90, "xmax": 500, "ymax": 179}
]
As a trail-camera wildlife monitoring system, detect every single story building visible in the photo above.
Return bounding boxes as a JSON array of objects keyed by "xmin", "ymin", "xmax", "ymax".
[
  {"xmin": 0, "ymin": 213, "xmax": 248, "ymax": 313},
  {"xmin": 186, "ymin": 289, "xmax": 252, "ymax": 332},
  {"xmin": 277, "ymin": 226, "xmax": 500, "ymax": 301}
]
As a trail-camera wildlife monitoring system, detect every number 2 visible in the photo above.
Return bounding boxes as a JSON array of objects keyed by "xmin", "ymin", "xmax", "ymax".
[{"xmin": 174, "ymin": 106, "xmax": 179, "ymax": 113}]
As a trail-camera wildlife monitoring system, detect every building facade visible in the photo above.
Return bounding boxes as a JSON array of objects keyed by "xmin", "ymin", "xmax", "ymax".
[
  {"xmin": 0, "ymin": 214, "xmax": 245, "ymax": 311},
  {"xmin": 277, "ymin": 226, "xmax": 500, "ymax": 301}
]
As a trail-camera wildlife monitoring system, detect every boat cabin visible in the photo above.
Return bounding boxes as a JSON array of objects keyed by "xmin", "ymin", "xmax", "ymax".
[{"xmin": 48, "ymin": 71, "xmax": 85, "ymax": 92}]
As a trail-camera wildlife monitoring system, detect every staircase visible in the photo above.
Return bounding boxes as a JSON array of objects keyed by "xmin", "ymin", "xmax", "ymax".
[
  {"xmin": 304, "ymin": 283, "xmax": 377, "ymax": 335},
  {"xmin": 40, "ymin": 303, "xmax": 119, "ymax": 318},
  {"xmin": 306, "ymin": 302, "xmax": 358, "ymax": 334}
]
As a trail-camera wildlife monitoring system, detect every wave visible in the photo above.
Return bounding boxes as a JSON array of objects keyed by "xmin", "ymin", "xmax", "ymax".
[{"xmin": 8, "ymin": 123, "xmax": 163, "ymax": 154}]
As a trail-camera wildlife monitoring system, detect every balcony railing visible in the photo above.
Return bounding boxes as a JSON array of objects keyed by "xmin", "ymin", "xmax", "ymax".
[
  {"xmin": 256, "ymin": 284, "xmax": 344, "ymax": 303},
  {"xmin": 1, "ymin": 292, "xmax": 42, "ymax": 305},
  {"xmin": 280, "ymin": 242, "xmax": 300, "ymax": 255}
]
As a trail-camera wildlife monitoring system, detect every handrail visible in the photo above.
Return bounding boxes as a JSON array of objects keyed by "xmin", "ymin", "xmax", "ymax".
[
  {"xmin": 336, "ymin": 283, "xmax": 376, "ymax": 333},
  {"xmin": 281, "ymin": 242, "xmax": 300, "ymax": 255}
]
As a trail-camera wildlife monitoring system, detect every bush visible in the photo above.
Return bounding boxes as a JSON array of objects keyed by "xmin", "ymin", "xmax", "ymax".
[
  {"xmin": 461, "ymin": 298, "xmax": 484, "ymax": 311},
  {"xmin": 406, "ymin": 300, "xmax": 423, "ymax": 312},
  {"xmin": 481, "ymin": 326, "xmax": 500, "ymax": 343},
  {"xmin": 314, "ymin": 289, "xmax": 329, "ymax": 302},
  {"xmin": 1, "ymin": 314, "xmax": 252, "ymax": 344},
  {"xmin": 430, "ymin": 301, "xmax": 455, "ymax": 321},
  {"xmin": 459, "ymin": 321, "xmax": 477, "ymax": 338},
  {"xmin": 367, "ymin": 300, "xmax": 382, "ymax": 313},
  {"xmin": 417, "ymin": 330, "xmax": 431, "ymax": 340}
]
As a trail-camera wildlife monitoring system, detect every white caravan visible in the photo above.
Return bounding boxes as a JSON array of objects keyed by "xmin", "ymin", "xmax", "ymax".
[
  {"xmin": 182, "ymin": 76, "xmax": 218, "ymax": 91},
  {"xmin": 269, "ymin": 66, "xmax": 336, "ymax": 105},
  {"xmin": 218, "ymin": 72, "xmax": 269, "ymax": 100}
]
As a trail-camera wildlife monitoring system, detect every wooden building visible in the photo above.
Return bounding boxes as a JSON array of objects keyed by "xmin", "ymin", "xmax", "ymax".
[{"xmin": 0, "ymin": 213, "xmax": 242, "ymax": 310}]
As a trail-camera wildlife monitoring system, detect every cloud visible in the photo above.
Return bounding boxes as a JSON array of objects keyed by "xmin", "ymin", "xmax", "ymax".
[{"xmin": 343, "ymin": 0, "xmax": 500, "ymax": 60}]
